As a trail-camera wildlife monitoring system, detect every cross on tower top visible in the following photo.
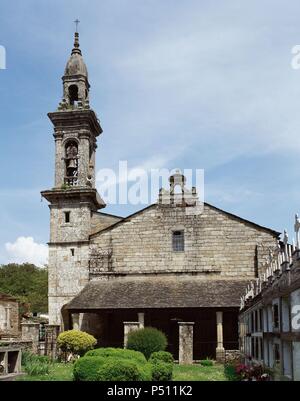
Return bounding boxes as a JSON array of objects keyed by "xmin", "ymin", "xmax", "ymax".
[{"xmin": 74, "ymin": 19, "xmax": 80, "ymax": 33}]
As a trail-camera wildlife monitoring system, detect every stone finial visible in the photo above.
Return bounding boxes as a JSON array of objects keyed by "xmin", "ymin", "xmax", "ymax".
[{"xmin": 283, "ymin": 229, "xmax": 289, "ymax": 262}]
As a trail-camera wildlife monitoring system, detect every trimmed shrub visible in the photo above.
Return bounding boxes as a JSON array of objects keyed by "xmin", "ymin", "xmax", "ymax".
[
  {"xmin": 199, "ymin": 358, "xmax": 214, "ymax": 367},
  {"xmin": 57, "ymin": 330, "xmax": 97, "ymax": 357},
  {"xmin": 73, "ymin": 356, "xmax": 107, "ymax": 381},
  {"xmin": 97, "ymin": 359, "xmax": 144, "ymax": 381},
  {"xmin": 151, "ymin": 361, "xmax": 173, "ymax": 381},
  {"xmin": 149, "ymin": 351, "xmax": 174, "ymax": 365},
  {"xmin": 85, "ymin": 347, "xmax": 146, "ymax": 364},
  {"xmin": 127, "ymin": 327, "xmax": 167, "ymax": 360},
  {"xmin": 73, "ymin": 355, "xmax": 151, "ymax": 381}
]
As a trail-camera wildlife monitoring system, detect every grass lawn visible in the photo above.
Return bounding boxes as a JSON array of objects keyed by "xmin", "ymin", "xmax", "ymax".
[
  {"xmin": 16, "ymin": 363, "xmax": 74, "ymax": 381},
  {"xmin": 16, "ymin": 362, "xmax": 227, "ymax": 381},
  {"xmin": 173, "ymin": 363, "xmax": 227, "ymax": 381}
]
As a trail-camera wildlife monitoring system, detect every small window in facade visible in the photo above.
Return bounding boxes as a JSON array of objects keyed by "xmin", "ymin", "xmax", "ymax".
[
  {"xmin": 70, "ymin": 248, "xmax": 75, "ymax": 257},
  {"xmin": 65, "ymin": 211, "xmax": 70, "ymax": 223},
  {"xmin": 172, "ymin": 230, "xmax": 184, "ymax": 252}
]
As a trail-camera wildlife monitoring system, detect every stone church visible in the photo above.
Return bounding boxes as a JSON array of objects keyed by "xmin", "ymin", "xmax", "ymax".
[{"xmin": 41, "ymin": 32, "xmax": 280, "ymax": 361}]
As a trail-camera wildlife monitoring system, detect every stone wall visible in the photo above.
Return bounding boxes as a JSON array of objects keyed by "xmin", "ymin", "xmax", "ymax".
[
  {"xmin": 91, "ymin": 212, "xmax": 122, "ymax": 235},
  {"xmin": 48, "ymin": 242, "xmax": 90, "ymax": 325},
  {"xmin": 91, "ymin": 204, "xmax": 278, "ymax": 278},
  {"xmin": 0, "ymin": 299, "xmax": 19, "ymax": 338}
]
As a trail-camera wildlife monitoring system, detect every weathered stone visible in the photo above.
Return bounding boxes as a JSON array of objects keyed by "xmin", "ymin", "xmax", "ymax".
[{"xmin": 178, "ymin": 322, "xmax": 194, "ymax": 364}]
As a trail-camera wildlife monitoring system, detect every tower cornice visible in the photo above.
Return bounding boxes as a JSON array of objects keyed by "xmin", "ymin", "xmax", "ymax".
[
  {"xmin": 41, "ymin": 187, "xmax": 105, "ymax": 211},
  {"xmin": 48, "ymin": 109, "xmax": 102, "ymax": 136}
]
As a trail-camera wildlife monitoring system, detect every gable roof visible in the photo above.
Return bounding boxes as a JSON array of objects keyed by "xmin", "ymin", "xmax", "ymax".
[{"xmin": 90, "ymin": 202, "xmax": 280, "ymax": 239}]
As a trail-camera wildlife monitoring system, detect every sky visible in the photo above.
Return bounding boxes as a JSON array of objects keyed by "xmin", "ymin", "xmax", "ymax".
[{"xmin": 1, "ymin": 0, "xmax": 300, "ymax": 266}]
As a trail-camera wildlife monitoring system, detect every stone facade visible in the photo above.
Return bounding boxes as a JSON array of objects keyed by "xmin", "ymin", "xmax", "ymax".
[
  {"xmin": 90, "ymin": 203, "xmax": 278, "ymax": 278},
  {"xmin": 0, "ymin": 294, "xmax": 19, "ymax": 338}
]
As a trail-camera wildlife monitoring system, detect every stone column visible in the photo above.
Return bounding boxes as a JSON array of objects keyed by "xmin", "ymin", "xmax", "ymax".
[
  {"xmin": 21, "ymin": 322, "xmax": 40, "ymax": 354},
  {"xmin": 216, "ymin": 311, "xmax": 225, "ymax": 362},
  {"xmin": 123, "ymin": 322, "xmax": 140, "ymax": 348},
  {"xmin": 72, "ymin": 313, "xmax": 80, "ymax": 330},
  {"xmin": 45, "ymin": 324, "xmax": 60, "ymax": 359},
  {"xmin": 138, "ymin": 313, "xmax": 145, "ymax": 328},
  {"xmin": 178, "ymin": 322, "xmax": 194, "ymax": 364}
]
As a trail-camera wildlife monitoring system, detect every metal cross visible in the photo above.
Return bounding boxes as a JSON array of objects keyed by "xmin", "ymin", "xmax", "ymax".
[{"xmin": 74, "ymin": 19, "xmax": 80, "ymax": 33}]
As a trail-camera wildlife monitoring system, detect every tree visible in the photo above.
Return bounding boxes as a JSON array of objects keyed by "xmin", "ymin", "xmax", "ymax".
[{"xmin": 0, "ymin": 263, "xmax": 48, "ymax": 314}]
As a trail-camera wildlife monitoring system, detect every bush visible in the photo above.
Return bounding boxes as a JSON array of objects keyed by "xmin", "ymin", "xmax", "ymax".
[
  {"xmin": 85, "ymin": 347, "xmax": 146, "ymax": 364},
  {"xmin": 199, "ymin": 358, "xmax": 214, "ymax": 367},
  {"xmin": 97, "ymin": 359, "xmax": 145, "ymax": 381},
  {"xmin": 127, "ymin": 327, "xmax": 167, "ymax": 360},
  {"xmin": 151, "ymin": 361, "xmax": 173, "ymax": 381},
  {"xmin": 73, "ymin": 356, "xmax": 107, "ymax": 381},
  {"xmin": 149, "ymin": 351, "xmax": 174, "ymax": 365},
  {"xmin": 224, "ymin": 363, "xmax": 240, "ymax": 381},
  {"xmin": 73, "ymin": 355, "xmax": 151, "ymax": 381},
  {"xmin": 57, "ymin": 330, "xmax": 97, "ymax": 357}
]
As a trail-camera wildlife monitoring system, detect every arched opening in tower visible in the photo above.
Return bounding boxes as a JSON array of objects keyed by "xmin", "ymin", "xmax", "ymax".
[
  {"xmin": 68, "ymin": 84, "xmax": 79, "ymax": 105},
  {"xmin": 65, "ymin": 140, "xmax": 78, "ymax": 185}
]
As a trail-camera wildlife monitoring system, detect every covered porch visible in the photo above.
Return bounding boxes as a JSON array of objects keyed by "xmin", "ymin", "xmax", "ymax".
[{"xmin": 64, "ymin": 277, "xmax": 247, "ymax": 362}]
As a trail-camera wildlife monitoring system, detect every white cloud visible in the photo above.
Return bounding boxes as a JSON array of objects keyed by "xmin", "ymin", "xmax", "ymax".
[{"xmin": 5, "ymin": 237, "xmax": 48, "ymax": 268}]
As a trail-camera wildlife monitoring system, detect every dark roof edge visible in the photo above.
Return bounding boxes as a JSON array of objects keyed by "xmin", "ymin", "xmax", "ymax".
[
  {"xmin": 204, "ymin": 202, "xmax": 280, "ymax": 237},
  {"xmin": 92, "ymin": 211, "xmax": 124, "ymax": 219},
  {"xmin": 90, "ymin": 204, "xmax": 156, "ymax": 238}
]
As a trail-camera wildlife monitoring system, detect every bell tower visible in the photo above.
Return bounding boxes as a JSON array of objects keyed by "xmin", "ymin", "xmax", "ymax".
[{"xmin": 41, "ymin": 30, "xmax": 105, "ymax": 326}]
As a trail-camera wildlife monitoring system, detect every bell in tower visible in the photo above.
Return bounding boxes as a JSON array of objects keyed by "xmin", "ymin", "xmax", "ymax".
[{"xmin": 65, "ymin": 141, "xmax": 78, "ymax": 186}]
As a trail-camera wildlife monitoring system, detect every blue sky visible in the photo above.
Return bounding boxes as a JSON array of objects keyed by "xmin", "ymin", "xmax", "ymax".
[{"xmin": 1, "ymin": 0, "xmax": 300, "ymax": 265}]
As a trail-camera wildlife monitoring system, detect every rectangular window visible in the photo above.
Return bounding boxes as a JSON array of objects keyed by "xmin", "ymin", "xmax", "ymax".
[
  {"xmin": 70, "ymin": 248, "xmax": 75, "ymax": 257},
  {"xmin": 64, "ymin": 211, "xmax": 70, "ymax": 223},
  {"xmin": 172, "ymin": 230, "xmax": 184, "ymax": 252}
]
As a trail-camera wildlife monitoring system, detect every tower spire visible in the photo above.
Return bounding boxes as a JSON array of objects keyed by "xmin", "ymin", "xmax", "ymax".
[{"xmin": 72, "ymin": 19, "xmax": 81, "ymax": 55}]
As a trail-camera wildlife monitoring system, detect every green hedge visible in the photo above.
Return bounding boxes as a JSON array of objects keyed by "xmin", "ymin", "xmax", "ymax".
[
  {"xmin": 73, "ymin": 349, "xmax": 151, "ymax": 381},
  {"xmin": 97, "ymin": 359, "xmax": 147, "ymax": 381},
  {"xmin": 73, "ymin": 346, "xmax": 174, "ymax": 381},
  {"xmin": 127, "ymin": 327, "xmax": 167, "ymax": 360},
  {"xmin": 151, "ymin": 361, "xmax": 173, "ymax": 381},
  {"xmin": 149, "ymin": 351, "xmax": 174, "ymax": 365},
  {"xmin": 85, "ymin": 347, "xmax": 146, "ymax": 364},
  {"xmin": 73, "ymin": 356, "xmax": 107, "ymax": 381},
  {"xmin": 57, "ymin": 330, "xmax": 97, "ymax": 357}
]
